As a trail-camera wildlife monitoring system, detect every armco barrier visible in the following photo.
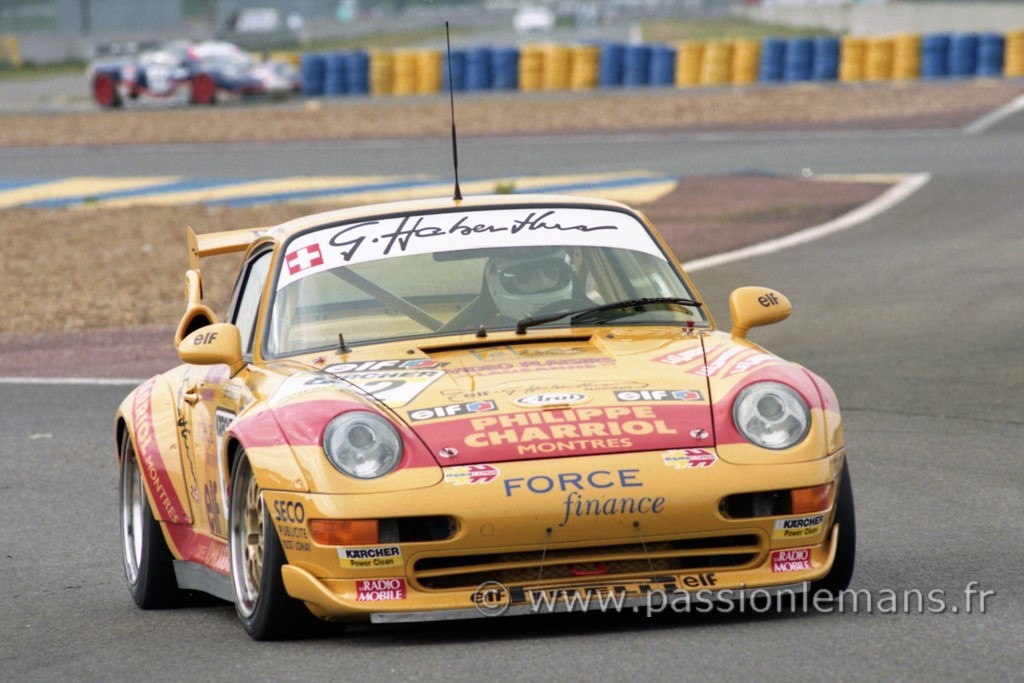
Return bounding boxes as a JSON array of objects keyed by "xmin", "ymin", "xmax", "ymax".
[{"xmin": 295, "ymin": 30, "xmax": 1024, "ymax": 100}]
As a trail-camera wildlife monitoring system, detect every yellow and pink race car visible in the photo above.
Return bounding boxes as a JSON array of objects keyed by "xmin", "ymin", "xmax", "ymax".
[{"xmin": 115, "ymin": 193, "xmax": 855, "ymax": 639}]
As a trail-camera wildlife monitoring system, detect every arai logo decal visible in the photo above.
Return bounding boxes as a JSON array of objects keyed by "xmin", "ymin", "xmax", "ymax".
[{"xmin": 514, "ymin": 393, "xmax": 587, "ymax": 407}]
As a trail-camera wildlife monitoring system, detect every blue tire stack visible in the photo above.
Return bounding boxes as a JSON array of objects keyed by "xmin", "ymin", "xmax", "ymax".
[
  {"xmin": 493, "ymin": 47, "xmax": 519, "ymax": 90},
  {"xmin": 465, "ymin": 47, "xmax": 493, "ymax": 91},
  {"xmin": 323, "ymin": 52, "xmax": 348, "ymax": 96},
  {"xmin": 649, "ymin": 44, "xmax": 676, "ymax": 86},
  {"xmin": 300, "ymin": 53, "xmax": 326, "ymax": 96},
  {"xmin": 784, "ymin": 37, "xmax": 814, "ymax": 82},
  {"xmin": 346, "ymin": 51, "xmax": 369, "ymax": 95},
  {"xmin": 812, "ymin": 36, "xmax": 840, "ymax": 81},
  {"xmin": 759, "ymin": 38, "xmax": 786, "ymax": 82},
  {"xmin": 976, "ymin": 32, "xmax": 1005, "ymax": 76},
  {"xmin": 921, "ymin": 33, "xmax": 951, "ymax": 78},
  {"xmin": 598, "ymin": 43, "xmax": 625, "ymax": 87}
]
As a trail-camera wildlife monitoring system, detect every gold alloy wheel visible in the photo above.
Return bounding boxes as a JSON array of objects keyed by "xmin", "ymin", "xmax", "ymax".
[{"xmin": 230, "ymin": 453, "xmax": 265, "ymax": 617}]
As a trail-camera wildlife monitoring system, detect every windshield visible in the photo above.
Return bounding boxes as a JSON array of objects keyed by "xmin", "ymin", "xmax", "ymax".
[{"xmin": 265, "ymin": 205, "xmax": 706, "ymax": 356}]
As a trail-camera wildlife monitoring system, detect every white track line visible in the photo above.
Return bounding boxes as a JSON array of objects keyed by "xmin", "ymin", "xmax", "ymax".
[
  {"xmin": 1, "ymin": 172, "xmax": 932, "ymax": 387},
  {"xmin": 683, "ymin": 172, "xmax": 932, "ymax": 272},
  {"xmin": 963, "ymin": 93, "xmax": 1024, "ymax": 135}
]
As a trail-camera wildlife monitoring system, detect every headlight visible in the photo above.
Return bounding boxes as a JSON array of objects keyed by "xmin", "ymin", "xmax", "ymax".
[
  {"xmin": 323, "ymin": 412, "xmax": 403, "ymax": 479},
  {"xmin": 732, "ymin": 382, "xmax": 810, "ymax": 450}
]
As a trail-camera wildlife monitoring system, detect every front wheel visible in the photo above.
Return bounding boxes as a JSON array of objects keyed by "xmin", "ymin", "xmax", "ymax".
[
  {"xmin": 119, "ymin": 430, "xmax": 183, "ymax": 608},
  {"xmin": 810, "ymin": 459, "xmax": 856, "ymax": 599},
  {"xmin": 229, "ymin": 447, "xmax": 315, "ymax": 640}
]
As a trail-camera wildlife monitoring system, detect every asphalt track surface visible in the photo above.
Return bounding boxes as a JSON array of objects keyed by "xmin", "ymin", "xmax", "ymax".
[{"xmin": 2, "ymin": 104, "xmax": 1023, "ymax": 681}]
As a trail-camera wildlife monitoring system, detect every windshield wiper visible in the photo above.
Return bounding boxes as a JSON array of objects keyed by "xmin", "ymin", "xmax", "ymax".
[{"xmin": 515, "ymin": 297, "xmax": 703, "ymax": 334}]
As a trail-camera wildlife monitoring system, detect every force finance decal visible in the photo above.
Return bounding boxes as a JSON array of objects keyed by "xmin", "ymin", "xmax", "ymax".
[
  {"xmin": 339, "ymin": 545, "xmax": 403, "ymax": 569},
  {"xmin": 356, "ymin": 578, "xmax": 407, "ymax": 602},
  {"xmin": 278, "ymin": 207, "xmax": 664, "ymax": 289},
  {"xmin": 662, "ymin": 448, "xmax": 717, "ymax": 469},
  {"xmin": 444, "ymin": 464, "xmax": 501, "ymax": 485},
  {"xmin": 772, "ymin": 514, "xmax": 825, "ymax": 540},
  {"xmin": 504, "ymin": 468, "xmax": 665, "ymax": 528}
]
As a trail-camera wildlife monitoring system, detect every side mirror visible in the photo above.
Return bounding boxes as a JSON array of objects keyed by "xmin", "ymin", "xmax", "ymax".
[
  {"xmin": 177, "ymin": 323, "xmax": 245, "ymax": 373},
  {"xmin": 729, "ymin": 287, "xmax": 791, "ymax": 340}
]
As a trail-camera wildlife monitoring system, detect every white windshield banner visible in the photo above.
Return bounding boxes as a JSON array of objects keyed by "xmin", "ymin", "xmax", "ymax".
[{"xmin": 277, "ymin": 207, "xmax": 665, "ymax": 290}]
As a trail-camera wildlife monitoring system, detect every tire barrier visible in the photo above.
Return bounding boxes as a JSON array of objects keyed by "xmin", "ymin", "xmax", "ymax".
[
  {"xmin": 892, "ymin": 33, "xmax": 922, "ymax": 80},
  {"xmin": 732, "ymin": 39, "xmax": 761, "ymax": 85},
  {"xmin": 949, "ymin": 33, "xmax": 980, "ymax": 78},
  {"xmin": 294, "ymin": 29, "xmax": 1024, "ymax": 99},
  {"xmin": 569, "ymin": 44, "xmax": 600, "ymax": 90},
  {"xmin": 758, "ymin": 38, "xmax": 786, "ymax": 83},
  {"xmin": 839, "ymin": 36, "xmax": 866, "ymax": 82},
  {"xmin": 811, "ymin": 37, "xmax": 839, "ymax": 82},
  {"xmin": 784, "ymin": 37, "xmax": 813, "ymax": 82},
  {"xmin": 675, "ymin": 41, "xmax": 704, "ymax": 88},
  {"xmin": 1007, "ymin": 30, "xmax": 1024, "ymax": 77}
]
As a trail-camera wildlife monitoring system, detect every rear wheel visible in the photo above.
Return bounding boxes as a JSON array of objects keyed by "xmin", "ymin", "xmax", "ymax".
[
  {"xmin": 190, "ymin": 73, "xmax": 217, "ymax": 105},
  {"xmin": 119, "ymin": 430, "xmax": 183, "ymax": 608},
  {"xmin": 229, "ymin": 448, "xmax": 315, "ymax": 640},
  {"xmin": 810, "ymin": 459, "xmax": 856, "ymax": 599},
  {"xmin": 93, "ymin": 73, "xmax": 122, "ymax": 108}
]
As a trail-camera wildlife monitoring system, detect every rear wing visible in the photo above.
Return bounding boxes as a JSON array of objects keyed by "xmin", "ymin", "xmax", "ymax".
[
  {"xmin": 187, "ymin": 225, "xmax": 269, "ymax": 272},
  {"xmin": 176, "ymin": 226, "xmax": 269, "ymax": 346}
]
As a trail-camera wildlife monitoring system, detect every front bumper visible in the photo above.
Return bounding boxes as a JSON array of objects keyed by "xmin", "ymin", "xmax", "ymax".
[{"xmin": 270, "ymin": 449, "xmax": 846, "ymax": 622}]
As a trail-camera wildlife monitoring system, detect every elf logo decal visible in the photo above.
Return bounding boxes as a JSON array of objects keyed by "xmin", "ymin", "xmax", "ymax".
[
  {"xmin": 444, "ymin": 464, "xmax": 501, "ymax": 485},
  {"xmin": 408, "ymin": 400, "xmax": 497, "ymax": 422},
  {"xmin": 515, "ymin": 392, "xmax": 587, "ymax": 407},
  {"xmin": 615, "ymin": 389, "xmax": 703, "ymax": 402}
]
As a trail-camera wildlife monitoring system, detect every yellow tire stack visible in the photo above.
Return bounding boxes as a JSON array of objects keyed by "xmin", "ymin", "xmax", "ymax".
[
  {"xmin": 675, "ymin": 41, "xmax": 704, "ymax": 88},
  {"xmin": 569, "ymin": 44, "xmax": 600, "ymax": 90},
  {"xmin": 391, "ymin": 50, "xmax": 419, "ymax": 95},
  {"xmin": 369, "ymin": 49, "xmax": 394, "ymax": 96},
  {"xmin": 864, "ymin": 36, "xmax": 895, "ymax": 81},
  {"xmin": 700, "ymin": 40, "xmax": 733, "ymax": 86},
  {"xmin": 892, "ymin": 34, "xmax": 922, "ymax": 80},
  {"xmin": 519, "ymin": 44, "xmax": 544, "ymax": 91},
  {"xmin": 416, "ymin": 50, "xmax": 442, "ymax": 94},
  {"xmin": 542, "ymin": 44, "xmax": 571, "ymax": 91},
  {"xmin": 1006, "ymin": 29, "xmax": 1024, "ymax": 77},
  {"xmin": 731, "ymin": 39, "xmax": 761, "ymax": 85},
  {"xmin": 839, "ymin": 36, "xmax": 867, "ymax": 82}
]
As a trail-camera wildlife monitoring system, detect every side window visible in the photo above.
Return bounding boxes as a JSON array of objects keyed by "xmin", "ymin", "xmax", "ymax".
[{"xmin": 229, "ymin": 250, "xmax": 272, "ymax": 357}]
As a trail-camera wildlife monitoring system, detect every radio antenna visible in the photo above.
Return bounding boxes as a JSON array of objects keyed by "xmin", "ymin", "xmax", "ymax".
[{"xmin": 445, "ymin": 21, "xmax": 463, "ymax": 201}]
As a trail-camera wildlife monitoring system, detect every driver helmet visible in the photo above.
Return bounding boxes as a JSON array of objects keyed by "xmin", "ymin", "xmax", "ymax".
[{"xmin": 485, "ymin": 247, "xmax": 573, "ymax": 320}]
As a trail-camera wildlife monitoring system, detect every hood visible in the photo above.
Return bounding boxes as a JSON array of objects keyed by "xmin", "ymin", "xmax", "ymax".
[{"xmin": 323, "ymin": 331, "xmax": 715, "ymax": 465}]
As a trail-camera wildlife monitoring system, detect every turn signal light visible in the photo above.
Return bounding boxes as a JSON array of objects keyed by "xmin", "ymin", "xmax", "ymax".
[
  {"xmin": 790, "ymin": 483, "xmax": 834, "ymax": 514},
  {"xmin": 308, "ymin": 519, "xmax": 379, "ymax": 546}
]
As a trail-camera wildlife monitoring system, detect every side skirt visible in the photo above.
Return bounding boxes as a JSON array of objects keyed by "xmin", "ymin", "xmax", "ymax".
[{"xmin": 173, "ymin": 560, "xmax": 234, "ymax": 603}]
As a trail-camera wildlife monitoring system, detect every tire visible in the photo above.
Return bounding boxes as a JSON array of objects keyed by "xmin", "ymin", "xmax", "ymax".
[
  {"xmin": 229, "ymin": 448, "xmax": 315, "ymax": 640},
  {"xmin": 93, "ymin": 73, "xmax": 122, "ymax": 108},
  {"xmin": 119, "ymin": 430, "xmax": 183, "ymax": 608},
  {"xmin": 190, "ymin": 73, "xmax": 217, "ymax": 105},
  {"xmin": 810, "ymin": 459, "xmax": 856, "ymax": 599}
]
